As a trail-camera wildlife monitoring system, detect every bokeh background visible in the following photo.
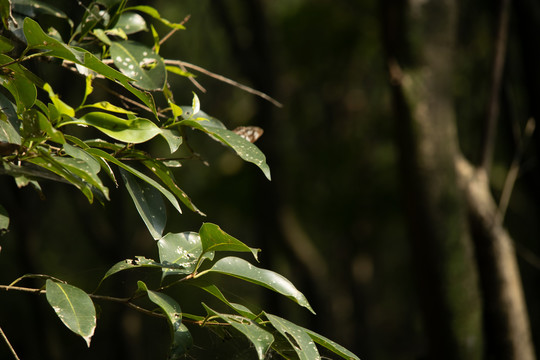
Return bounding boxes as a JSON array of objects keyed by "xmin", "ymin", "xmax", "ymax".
[{"xmin": 1, "ymin": 0, "xmax": 540, "ymax": 359}]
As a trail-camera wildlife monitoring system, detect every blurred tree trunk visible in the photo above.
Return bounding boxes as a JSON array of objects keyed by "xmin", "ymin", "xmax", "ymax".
[
  {"xmin": 382, "ymin": 0, "xmax": 483, "ymax": 358},
  {"xmin": 383, "ymin": 0, "xmax": 536, "ymax": 359}
]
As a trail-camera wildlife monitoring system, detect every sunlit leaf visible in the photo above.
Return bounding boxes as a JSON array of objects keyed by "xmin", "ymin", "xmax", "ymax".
[
  {"xmin": 43, "ymin": 83, "xmax": 74, "ymax": 117},
  {"xmin": 301, "ymin": 327, "xmax": 361, "ymax": 360},
  {"xmin": 266, "ymin": 314, "xmax": 320, "ymax": 360},
  {"xmin": 121, "ymin": 168, "xmax": 166, "ymax": 239},
  {"xmin": 203, "ymin": 304, "xmax": 274, "ymax": 360},
  {"xmin": 60, "ymin": 112, "xmax": 161, "ymax": 144},
  {"xmin": 45, "ymin": 280, "xmax": 96, "ymax": 347},
  {"xmin": 158, "ymin": 232, "xmax": 205, "ymax": 276},
  {"xmin": 199, "ymin": 223, "xmax": 259, "ymax": 260},
  {"xmin": 115, "ymin": 11, "xmax": 147, "ymax": 34},
  {"xmin": 110, "ymin": 40, "xmax": 166, "ymax": 91},
  {"xmin": 180, "ymin": 119, "xmax": 271, "ymax": 180},
  {"xmin": 86, "ymin": 148, "xmax": 183, "ymax": 214},
  {"xmin": 82, "ymin": 101, "xmax": 136, "ymax": 115},
  {"xmin": 101, "ymin": 256, "xmax": 185, "ymax": 283},
  {"xmin": 124, "ymin": 5, "xmax": 186, "ymax": 29},
  {"xmin": 204, "ymin": 257, "xmax": 315, "ymax": 314}
]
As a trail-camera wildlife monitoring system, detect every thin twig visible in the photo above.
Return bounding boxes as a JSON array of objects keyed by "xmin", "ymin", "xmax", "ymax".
[
  {"xmin": 158, "ymin": 15, "xmax": 191, "ymax": 47},
  {"xmin": 166, "ymin": 60, "xmax": 283, "ymax": 108},
  {"xmin": 480, "ymin": 0, "xmax": 511, "ymax": 173},
  {"xmin": 498, "ymin": 118, "xmax": 535, "ymax": 219},
  {"xmin": 0, "ymin": 326, "xmax": 20, "ymax": 360}
]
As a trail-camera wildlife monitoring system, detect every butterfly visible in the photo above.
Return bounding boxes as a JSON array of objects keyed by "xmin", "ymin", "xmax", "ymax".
[{"xmin": 232, "ymin": 126, "xmax": 264, "ymax": 143}]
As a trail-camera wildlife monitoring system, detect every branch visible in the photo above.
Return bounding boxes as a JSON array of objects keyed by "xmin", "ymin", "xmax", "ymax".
[
  {"xmin": 480, "ymin": 0, "xmax": 511, "ymax": 172},
  {"xmin": 0, "ymin": 326, "xmax": 20, "ymax": 360}
]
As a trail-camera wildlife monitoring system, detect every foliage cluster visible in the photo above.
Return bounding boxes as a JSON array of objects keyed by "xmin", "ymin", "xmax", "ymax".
[{"xmin": 0, "ymin": 0, "xmax": 359, "ymax": 359}]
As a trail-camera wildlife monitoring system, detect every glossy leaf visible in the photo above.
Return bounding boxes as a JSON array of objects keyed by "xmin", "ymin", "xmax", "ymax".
[
  {"xmin": 137, "ymin": 281, "xmax": 192, "ymax": 358},
  {"xmin": 61, "ymin": 112, "xmax": 161, "ymax": 144},
  {"xmin": 158, "ymin": 232, "xmax": 205, "ymax": 276},
  {"xmin": 266, "ymin": 313, "xmax": 320, "ymax": 360},
  {"xmin": 45, "ymin": 280, "xmax": 96, "ymax": 347},
  {"xmin": 189, "ymin": 279, "xmax": 256, "ymax": 319},
  {"xmin": 180, "ymin": 119, "xmax": 271, "ymax": 180},
  {"xmin": 121, "ymin": 168, "xmax": 166, "ymax": 239},
  {"xmin": 142, "ymin": 159, "xmax": 203, "ymax": 215},
  {"xmin": 204, "ymin": 257, "xmax": 315, "ymax": 314},
  {"xmin": 203, "ymin": 304, "xmax": 274, "ymax": 360},
  {"xmin": 302, "ymin": 327, "xmax": 361, "ymax": 360},
  {"xmin": 159, "ymin": 128, "xmax": 183, "ymax": 153},
  {"xmin": 124, "ymin": 5, "xmax": 186, "ymax": 29},
  {"xmin": 13, "ymin": 0, "xmax": 72, "ymax": 25},
  {"xmin": 101, "ymin": 256, "xmax": 184, "ymax": 283},
  {"xmin": 115, "ymin": 11, "xmax": 147, "ymax": 34},
  {"xmin": 199, "ymin": 223, "xmax": 259, "ymax": 260},
  {"xmin": 0, "ymin": 95, "xmax": 21, "ymax": 145},
  {"xmin": 23, "ymin": 18, "xmax": 157, "ymax": 115},
  {"xmin": 86, "ymin": 148, "xmax": 183, "ymax": 214},
  {"xmin": 0, "ymin": 54, "xmax": 37, "ymax": 111},
  {"xmin": 54, "ymin": 157, "xmax": 109, "ymax": 201},
  {"xmin": 111, "ymin": 40, "xmax": 166, "ymax": 91},
  {"xmin": 82, "ymin": 101, "xmax": 136, "ymax": 115}
]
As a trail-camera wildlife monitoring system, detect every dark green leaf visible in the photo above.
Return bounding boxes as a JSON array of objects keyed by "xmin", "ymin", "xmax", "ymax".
[
  {"xmin": 302, "ymin": 327, "xmax": 361, "ymax": 360},
  {"xmin": 60, "ymin": 112, "xmax": 161, "ymax": 144},
  {"xmin": 199, "ymin": 223, "xmax": 259, "ymax": 260},
  {"xmin": 13, "ymin": 0, "xmax": 72, "ymax": 26},
  {"xmin": 45, "ymin": 279, "xmax": 96, "ymax": 347},
  {"xmin": 121, "ymin": 168, "xmax": 166, "ymax": 239},
  {"xmin": 0, "ymin": 35, "xmax": 13, "ymax": 53},
  {"xmin": 180, "ymin": 119, "xmax": 271, "ymax": 180},
  {"xmin": 203, "ymin": 304, "xmax": 274, "ymax": 360},
  {"xmin": 137, "ymin": 281, "xmax": 192, "ymax": 358},
  {"xmin": 266, "ymin": 313, "xmax": 320, "ymax": 360},
  {"xmin": 204, "ymin": 257, "xmax": 315, "ymax": 314},
  {"xmin": 86, "ymin": 148, "xmax": 183, "ymax": 214},
  {"xmin": 142, "ymin": 159, "xmax": 203, "ymax": 215},
  {"xmin": 158, "ymin": 232, "xmax": 205, "ymax": 276},
  {"xmin": 0, "ymin": 94, "xmax": 20, "ymax": 145},
  {"xmin": 110, "ymin": 40, "xmax": 166, "ymax": 90},
  {"xmin": 0, "ymin": 54, "xmax": 37, "ymax": 111}
]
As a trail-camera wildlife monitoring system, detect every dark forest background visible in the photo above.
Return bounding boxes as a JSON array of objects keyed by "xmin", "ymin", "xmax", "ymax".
[{"xmin": 1, "ymin": 0, "xmax": 540, "ymax": 359}]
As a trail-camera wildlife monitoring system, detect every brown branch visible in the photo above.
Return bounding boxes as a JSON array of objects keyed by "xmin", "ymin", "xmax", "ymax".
[
  {"xmin": 480, "ymin": 0, "xmax": 512, "ymax": 172},
  {"xmin": 0, "ymin": 326, "xmax": 20, "ymax": 360}
]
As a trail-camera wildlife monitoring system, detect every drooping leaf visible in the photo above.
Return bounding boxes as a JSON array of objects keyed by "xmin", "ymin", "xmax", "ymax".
[
  {"xmin": 110, "ymin": 40, "xmax": 166, "ymax": 91},
  {"xmin": 60, "ymin": 112, "xmax": 161, "ymax": 144},
  {"xmin": 199, "ymin": 223, "xmax": 259, "ymax": 260},
  {"xmin": 266, "ymin": 313, "xmax": 320, "ymax": 360},
  {"xmin": 0, "ymin": 203, "xmax": 8, "ymax": 232},
  {"xmin": 204, "ymin": 257, "xmax": 315, "ymax": 314},
  {"xmin": 100, "ymin": 256, "xmax": 185, "ymax": 283},
  {"xmin": 86, "ymin": 148, "xmax": 183, "ymax": 214},
  {"xmin": 0, "ymin": 94, "xmax": 21, "ymax": 145},
  {"xmin": 301, "ymin": 327, "xmax": 361, "ymax": 360},
  {"xmin": 203, "ymin": 304, "xmax": 274, "ymax": 360},
  {"xmin": 45, "ymin": 279, "xmax": 96, "ymax": 347},
  {"xmin": 180, "ymin": 119, "xmax": 271, "ymax": 180},
  {"xmin": 158, "ymin": 128, "xmax": 183, "ymax": 153},
  {"xmin": 121, "ymin": 168, "xmax": 166, "ymax": 239},
  {"xmin": 54, "ymin": 156, "xmax": 109, "ymax": 201},
  {"xmin": 137, "ymin": 281, "xmax": 192, "ymax": 358},
  {"xmin": 157, "ymin": 232, "xmax": 205, "ymax": 276},
  {"xmin": 0, "ymin": 54, "xmax": 37, "ymax": 112},
  {"xmin": 142, "ymin": 159, "xmax": 203, "ymax": 215}
]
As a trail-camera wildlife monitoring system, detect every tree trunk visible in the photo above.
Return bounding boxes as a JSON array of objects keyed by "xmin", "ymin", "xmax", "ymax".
[{"xmin": 383, "ymin": 0, "xmax": 484, "ymax": 358}]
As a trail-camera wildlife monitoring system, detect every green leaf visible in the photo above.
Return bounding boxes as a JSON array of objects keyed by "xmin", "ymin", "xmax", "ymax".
[
  {"xmin": 0, "ymin": 54, "xmax": 37, "ymax": 112},
  {"xmin": 101, "ymin": 256, "xmax": 185, "ymax": 283},
  {"xmin": 115, "ymin": 11, "xmax": 147, "ymax": 34},
  {"xmin": 180, "ymin": 119, "xmax": 271, "ymax": 180},
  {"xmin": 45, "ymin": 279, "xmax": 96, "ymax": 347},
  {"xmin": 43, "ymin": 83, "xmax": 73, "ymax": 116},
  {"xmin": 0, "ymin": 203, "xmax": 8, "ymax": 232},
  {"xmin": 189, "ymin": 279, "xmax": 256, "ymax": 319},
  {"xmin": 0, "ymin": 94, "xmax": 20, "ymax": 145},
  {"xmin": 13, "ymin": 0, "xmax": 72, "ymax": 26},
  {"xmin": 159, "ymin": 128, "xmax": 183, "ymax": 153},
  {"xmin": 204, "ymin": 257, "xmax": 315, "ymax": 314},
  {"xmin": 38, "ymin": 113, "xmax": 65, "ymax": 144},
  {"xmin": 166, "ymin": 66, "xmax": 195, "ymax": 78},
  {"xmin": 0, "ymin": 0, "xmax": 11, "ymax": 29},
  {"xmin": 60, "ymin": 112, "xmax": 161, "ymax": 144},
  {"xmin": 302, "ymin": 327, "xmax": 361, "ymax": 360},
  {"xmin": 142, "ymin": 159, "xmax": 203, "ymax": 215},
  {"xmin": 0, "ymin": 35, "xmax": 14, "ymax": 53},
  {"xmin": 110, "ymin": 40, "xmax": 166, "ymax": 91},
  {"xmin": 124, "ymin": 5, "xmax": 186, "ymax": 29},
  {"xmin": 86, "ymin": 148, "xmax": 183, "ymax": 214},
  {"xmin": 137, "ymin": 281, "xmax": 192, "ymax": 358},
  {"xmin": 158, "ymin": 232, "xmax": 205, "ymax": 276},
  {"xmin": 54, "ymin": 156, "xmax": 109, "ymax": 201},
  {"xmin": 23, "ymin": 18, "xmax": 157, "ymax": 115},
  {"xmin": 120, "ymin": 168, "xmax": 166, "ymax": 239},
  {"xmin": 203, "ymin": 304, "xmax": 274, "ymax": 360},
  {"xmin": 266, "ymin": 314, "xmax": 320, "ymax": 360},
  {"xmin": 199, "ymin": 223, "xmax": 259, "ymax": 260},
  {"xmin": 82, "ymin": 101, "xmax": 136, "ymax": 115},
  {"xmin": 63, "ymin": 143, "xmax": 101, "ymax": 174}
]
